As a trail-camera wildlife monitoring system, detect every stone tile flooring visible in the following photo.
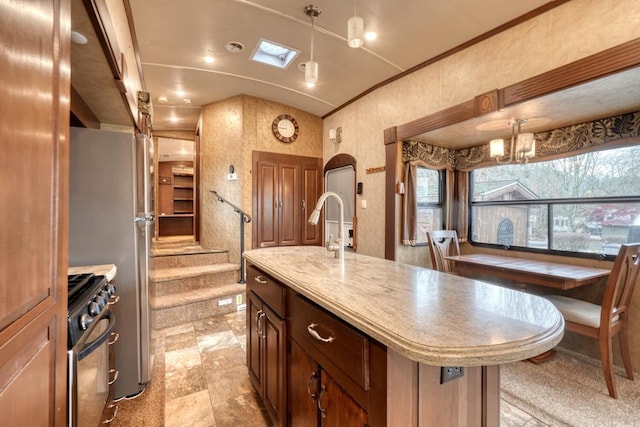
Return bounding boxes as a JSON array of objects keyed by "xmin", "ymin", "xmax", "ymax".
[{"xmin": 159, "ymin": 310, "xmax": 546, "ymax": 427}]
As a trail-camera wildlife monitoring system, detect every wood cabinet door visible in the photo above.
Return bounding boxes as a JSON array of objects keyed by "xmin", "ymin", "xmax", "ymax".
[
  {"xmin": 288, "ymin": 339, "xmax": 319, "ymax": 427},
  {"xmin": 247, "ymin": 292, "xmax": 263, "ymax": 391},
  {"xmin": 256, "ymin": 160, "xmax": 279, "ymax": 247},
  {"xmin": 277, "ymin": 162, "xmax": 300, "ymax": 246},
  {"xmin": 301, "ymin": 164, "xmax": 322, "ymax": 246},
  {"xmin": 0, "ymin": 1, "xmax": 70, "ymax": 425},
  {"xmin": 319, "ymin": 370, "xmax": 368, "ymax": 427},
  {"xmin": 263, "ymin": 305, "xmax": 286, "ymax": 427}
]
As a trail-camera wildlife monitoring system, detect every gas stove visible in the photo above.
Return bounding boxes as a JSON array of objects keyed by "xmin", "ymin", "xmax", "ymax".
[{"xmin": 67, "ymin": 273, "xmax": 115, "ymax": 349}]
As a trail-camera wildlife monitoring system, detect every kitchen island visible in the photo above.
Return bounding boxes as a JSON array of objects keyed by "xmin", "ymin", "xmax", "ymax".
[{"xmin": 243, "ymin": 246, "xmax": 564, "ymax": 427}]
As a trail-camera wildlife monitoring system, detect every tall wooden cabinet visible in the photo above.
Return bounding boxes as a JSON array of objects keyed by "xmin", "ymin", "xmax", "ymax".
[
  {"xmin": 0, "ymin": 1, "xmax": 70, "ymax": 425},
  {"xmin": 247, "ymin": 266, "xmax": 287, "ymax": 427},
  {"xmin": 253, "ymin": 152, "xmax": 322, "ymax": 248}
]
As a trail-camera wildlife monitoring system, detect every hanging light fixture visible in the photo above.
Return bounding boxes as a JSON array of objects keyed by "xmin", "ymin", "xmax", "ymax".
[
  {"xmin": 347, "ymin": 0, "xmax": 364, "ymax": 48},
  {"xmin": 490, "ymin": 118, "xmax": 536, "ymax": 164},
  {"xmin": 304, "ymin": 5, "xmax": 321, "ymax": 88}
]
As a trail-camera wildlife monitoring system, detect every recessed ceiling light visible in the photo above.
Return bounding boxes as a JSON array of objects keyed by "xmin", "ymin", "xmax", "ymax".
[
  {"xmin": 251, "ymin": 39, "xmax": 299, "ymax": 69},
  {"xmin": 183, "ymin": 98, "xmax": 191, "ymax": 104},
  {"xmin": 225, "ymin": 41, "xmax": 245, "ymax": 53},
  {"xmin": 157, "ymin": 96, "xmax": 168, "ymax": 104},
  {"xmin": 365, "ymin": 32, "xmax": 377, "ymax": 41},
  {"xmin": 71, "ymin": 30, "xmax": 88, "ymax": 45},
  {"xmin": 204, "ymin": 56, "xmax": 215, "ymax": 64}
]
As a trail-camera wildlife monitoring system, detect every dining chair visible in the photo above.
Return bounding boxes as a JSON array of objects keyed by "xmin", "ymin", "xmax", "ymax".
[
  {"xmin": 546, "ymin": 243, "xmax": 640, "ymax": 398},
  {"xmin": 426, "ymin": 230, "xmax": 460, "ymax": 273}
]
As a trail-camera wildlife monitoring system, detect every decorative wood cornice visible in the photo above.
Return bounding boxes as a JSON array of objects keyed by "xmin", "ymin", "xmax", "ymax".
[
  {"xmin": 394, "ymin": 38, "xmax": 640, "ymax": 143},
  {"xmin": 501, "ymin": 38, "xmax": 640, "ymax": 108}
]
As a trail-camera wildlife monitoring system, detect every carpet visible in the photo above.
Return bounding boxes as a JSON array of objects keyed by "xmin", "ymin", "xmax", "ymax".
[{"xmin": 500, "ymin": 348, "xmax": 640, "ymax": 427}]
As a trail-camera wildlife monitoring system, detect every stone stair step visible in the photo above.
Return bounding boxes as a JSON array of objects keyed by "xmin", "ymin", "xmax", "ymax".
[
  {"xmin": 151, "ymin": 263, "xmax": 241, "ymax": 296},
  {"xmin": 151, "ymin": 249, "xmax": 229, "ymax": 269},
  {"xmin": 152, "ymin": 283, "xmax": 246, "ymax": 329}
]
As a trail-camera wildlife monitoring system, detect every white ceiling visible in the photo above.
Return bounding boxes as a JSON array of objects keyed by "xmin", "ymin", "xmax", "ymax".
[
  {"xmin": 70, "ymin": 0, "xmax": 640, "ymax": 148},
  {"xmin": 125, "ymin": 0, "xmax": 554, "ymax": 130}
]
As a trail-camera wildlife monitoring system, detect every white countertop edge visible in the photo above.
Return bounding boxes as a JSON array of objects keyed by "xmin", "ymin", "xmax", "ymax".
[
  {"xmin": 244, "ymin": 249, "xmax": 565, "ymax": 367},
  {"xmin": 68, "ymin": 264, "xmax": 117, "ymax": 281}
]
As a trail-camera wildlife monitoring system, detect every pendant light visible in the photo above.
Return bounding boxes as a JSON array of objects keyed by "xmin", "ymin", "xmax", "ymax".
[
  {"xmin": 347, "ymin": 0, "xmax": 364, "ymax": 48},
  {"xmin": 304, "ymin": 5, "xmax": 321, "ymax": 88}
]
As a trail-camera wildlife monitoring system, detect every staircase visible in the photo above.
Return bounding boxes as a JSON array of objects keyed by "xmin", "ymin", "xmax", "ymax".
[{"xmin": 149, "ymin": 238, "xmax": 246, "ymax": 329}]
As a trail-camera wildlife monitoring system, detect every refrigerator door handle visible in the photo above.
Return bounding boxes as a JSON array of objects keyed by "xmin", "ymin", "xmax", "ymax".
[{"xmin": 135, "ymin": 213, "xmax": 155, "ymax": 224}]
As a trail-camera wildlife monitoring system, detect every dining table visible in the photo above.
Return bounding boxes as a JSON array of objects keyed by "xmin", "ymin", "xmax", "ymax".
[
  {"xmin": 444, "ymin": 253, "xmax": 611, "ymax": 363},
  {"xmin": 444, "ymin": 253, "xmax": 610, "ymax": 290}
]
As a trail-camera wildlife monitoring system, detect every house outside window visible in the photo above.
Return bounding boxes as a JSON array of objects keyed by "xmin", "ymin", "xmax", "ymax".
[
  {"xmin": 470, "ymin": 145, "xmax": 640, "ymax": 258},
  {"xmin": 414, "ymin": 167, "xmax": 444, "ymax": 245}
]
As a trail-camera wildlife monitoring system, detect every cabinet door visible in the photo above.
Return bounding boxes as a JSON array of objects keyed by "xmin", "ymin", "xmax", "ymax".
[
  {"xmin": 319, "ymin": 370, "xmax": 368, "ymax": 427},
  {"xmin": 301, "ymin": 164, "xmax": 322, "ymax": 246},
  {"xmin": 247, "ymin": 292, "xmax": 263, "ymax": 390},
  {"xmin": 263, "ymin": 305, "xmax": 286, "ymax": 427},
  {"xmin": 0, "ymin": 1, "xmax": 69, "ymax": 425},
  {"xmin": 256, "ymin": 160, "xmax": 279, "ymax": 247},
  {"xmin": 289, "ymin": 339, "xmax": 319, "ymax": 427},
  {"xmin": 278, "ymin": 162, "xmax": 300, "ymax": 246}
]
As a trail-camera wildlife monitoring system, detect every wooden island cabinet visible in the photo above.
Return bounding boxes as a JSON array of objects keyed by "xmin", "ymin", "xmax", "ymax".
[{"xmin": 245, "ymin": 247, "xmax": 565, "ymax": 427}]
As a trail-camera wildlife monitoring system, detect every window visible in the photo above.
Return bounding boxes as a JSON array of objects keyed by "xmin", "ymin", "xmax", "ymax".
[
  {"xmin": 470, "ymin": 145, "xmax": 640, "ymax": 258},
  {"xmin": 414, "ymin": 167, "xmax": 445, "ymax": 245}
]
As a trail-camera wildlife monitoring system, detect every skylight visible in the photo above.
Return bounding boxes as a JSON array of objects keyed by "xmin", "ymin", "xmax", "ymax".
[{"xmin": 251, "ymin": 39, "xmax": 299, "ymax": 69}]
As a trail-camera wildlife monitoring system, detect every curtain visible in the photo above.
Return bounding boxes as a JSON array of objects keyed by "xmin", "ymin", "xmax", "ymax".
[{"xmin": 401, "ymin": 161, "xmax": 420, "ymax": 245}]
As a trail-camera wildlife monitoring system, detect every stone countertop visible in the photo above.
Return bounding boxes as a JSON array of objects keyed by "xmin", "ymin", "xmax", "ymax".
[
  {"xmin": 243, "ymin": 246, "xmax": 564, "ymax": 367},
  {"xmin": 68, "ymin": 264, "xmax": 117, "ymax": 281}
]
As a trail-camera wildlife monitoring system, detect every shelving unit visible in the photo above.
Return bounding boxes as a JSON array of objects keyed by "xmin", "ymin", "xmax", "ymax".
[{"xmin": 157, "ymin": 163, "xmax": 194, "ymax": 237}]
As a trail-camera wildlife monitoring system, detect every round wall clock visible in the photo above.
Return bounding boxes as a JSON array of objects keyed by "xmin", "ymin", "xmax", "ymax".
[{"xmin": 272, "ymin": 114, "xmax": 299, "ymax": 143}]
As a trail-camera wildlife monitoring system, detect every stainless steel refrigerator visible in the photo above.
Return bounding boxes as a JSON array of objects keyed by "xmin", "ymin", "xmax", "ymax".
[{"xmin": 68, "ymin": 127, "xmax": 154, "ymax": 399}]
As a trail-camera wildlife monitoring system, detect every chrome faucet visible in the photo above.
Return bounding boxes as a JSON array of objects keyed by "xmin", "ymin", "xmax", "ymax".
[{"xmin": 308, "ymin": 191, "xmax": 344, "ymax": 259}]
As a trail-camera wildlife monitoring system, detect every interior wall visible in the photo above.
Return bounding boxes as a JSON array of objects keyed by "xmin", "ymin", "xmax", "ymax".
[
  {"xmin": 322, "ymin": 0, "xmax": 640, "ymax": 261},
  {"xmin": 199, "ymin": 95, "xmax": 322, "ymax": 262}
]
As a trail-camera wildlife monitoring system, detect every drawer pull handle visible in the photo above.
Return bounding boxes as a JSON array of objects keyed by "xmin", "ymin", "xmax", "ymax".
[
  {"xmin": 317, "ymin": 384, "xmax": 327, "ymax": 418},
  {"xmin": 108, "ymin": 332, "xmax": 119, "ymax": 345},
  {"xmin": 256, "ymin": 310, "xmax": 265, "ymax": 339},
  {"xmin": 102, "ymin": 405, "xmax": 118, "ymax": 424},
  {"xmin": 109, "ymin": 369, "xmax": 119, "ymax": 385},
  {"xmin": 307, "ymin": 323, "xmax": 334, "ymax": 343},
  {"xmin": 307, "ymin": 371, "xmax": 317, "ymax": 401},
  {"xmin": 254, "ymin": 275, "xmax": 268, "ymax": 284}
]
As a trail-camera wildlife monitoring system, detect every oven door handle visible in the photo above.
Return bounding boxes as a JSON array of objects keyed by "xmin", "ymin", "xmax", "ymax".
[{"xmin": 78, "ymin": 309, "xmax": 116, "ymax": 361}]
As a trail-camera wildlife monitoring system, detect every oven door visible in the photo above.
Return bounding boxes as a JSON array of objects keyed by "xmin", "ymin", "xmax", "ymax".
[{"xmin": 68, "ymin": 308, "xmax": 116, "ymax": 427}]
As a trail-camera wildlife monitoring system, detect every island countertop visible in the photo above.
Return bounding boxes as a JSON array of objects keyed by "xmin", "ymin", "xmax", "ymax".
[{"xmin": 243, "ymin": 246, "xmax": 564, "ymax": 366}]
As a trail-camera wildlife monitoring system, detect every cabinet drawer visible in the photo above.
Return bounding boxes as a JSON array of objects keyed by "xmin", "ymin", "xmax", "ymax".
[
  {"xmin": 288, "ymin": 292, "xmax": 369, "ymax": 390},
  {"xmin": 247, "ymin": 264, "xmax": 286, "ymax": 317}
]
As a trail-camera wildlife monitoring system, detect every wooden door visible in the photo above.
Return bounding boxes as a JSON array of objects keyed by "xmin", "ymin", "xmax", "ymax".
[
  {"xmin": 0, "ymin": 1, "xmax": 70, "ymax": 426},
  {"xmin": 302, "ymin": 164, "xmax": 322, "ymax": 246},
  {"xmin": 320, "ymin": 369, "xmax": 368, "ymax": 426},
  {"xmin": 278, "ymin": 162, "xmax": 300, "ymax": 246},
  {"xmin": 263, "ymin": 305, "xmax": 286, "ymax": 427},
  {"xmin": 256, "ymin": 160, "xmax": 279, "ymax": 247},
  {"xmin": 288, "ymin": 339, "xmax": 319, "ymax": 427},
  {"xmin": 253, "ymin": 152, "xmax": 323, "ymax": 249},
  {"xmin": 247, "ymin": 292, "xmax": 263, "ymax": 391}
]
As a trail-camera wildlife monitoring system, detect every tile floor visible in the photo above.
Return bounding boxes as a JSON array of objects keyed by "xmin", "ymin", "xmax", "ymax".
[{"xmin": 159, "ymin": 309, "xmax": 546, "ymax": 427}]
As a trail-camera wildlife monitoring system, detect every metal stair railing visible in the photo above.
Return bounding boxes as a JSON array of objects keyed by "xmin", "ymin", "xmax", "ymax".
[{"xmin": 210, "ymin": 190, "xmax": 252, "ymax": 284}]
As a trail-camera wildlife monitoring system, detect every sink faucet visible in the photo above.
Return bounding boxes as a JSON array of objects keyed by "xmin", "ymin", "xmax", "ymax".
[{"xmin": 308, "ymin": 191, "xmax": 344, "ymax": 259}]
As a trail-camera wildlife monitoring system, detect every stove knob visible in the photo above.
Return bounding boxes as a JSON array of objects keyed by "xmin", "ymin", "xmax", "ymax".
[
  {"xmin": 80, "ymin": 313, "xmax": 94, "ymax": 330},
  {"xmin": 89, "ymin": 301, "xmax": 101, "ymax": 316},
  {"xmin": 106, "ymin": 283, "xmax": 116, "ymax": 295}
]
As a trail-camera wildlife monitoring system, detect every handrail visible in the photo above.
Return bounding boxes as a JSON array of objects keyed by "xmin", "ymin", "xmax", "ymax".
[
  {"xmin": 210, "ymin": 191, "xmax": 251, "ymax": 284},
  {"xmin": 210, "ymin": 190, "xmax": 252, "ymax": 223}
]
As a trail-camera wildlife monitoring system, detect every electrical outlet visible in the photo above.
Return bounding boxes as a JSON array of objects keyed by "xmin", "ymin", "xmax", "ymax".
[{"xmin": 440, "ymin": 366, "xmax": 464, "ymax": 384}]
